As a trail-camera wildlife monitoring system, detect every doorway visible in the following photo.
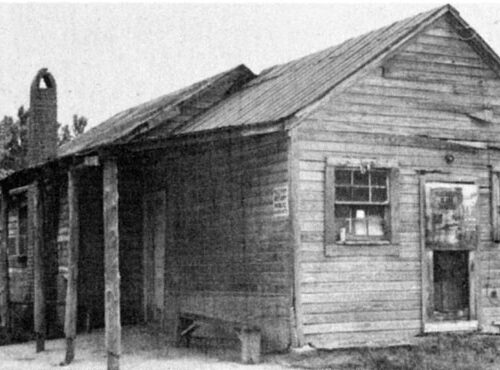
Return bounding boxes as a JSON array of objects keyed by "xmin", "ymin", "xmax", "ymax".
[
  {"xmin": 433, "ymin": 251, "xmax": 469, "ymax": 321},
  {"xmin": 421, "ymin": 180, "xmax": 479, "ymax": 332}
]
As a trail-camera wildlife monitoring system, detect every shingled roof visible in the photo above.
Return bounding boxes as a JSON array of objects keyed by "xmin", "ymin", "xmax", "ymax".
[{"xmin": 59, "ymin": 4, "xmax": 500, "ymax": 156}]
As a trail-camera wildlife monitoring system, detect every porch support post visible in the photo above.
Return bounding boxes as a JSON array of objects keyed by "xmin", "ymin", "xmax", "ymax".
[
  {"xmin": 0, "ymin": 187, "xmax": 10, "ymax": 335},
  {"xmin": 103, "ymin": 158, "xmax": 120, "ymax": 370},
  {"xmin": 63, "ymin": 169, "xmax": 79, "ymax": 365},
  {"xmin": 32, "ymin": 181, "xmax": 46, "ymax": 352}
]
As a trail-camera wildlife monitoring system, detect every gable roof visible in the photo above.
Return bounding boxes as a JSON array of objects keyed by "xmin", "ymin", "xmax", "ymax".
[
  {"xmin": 58, "ymin": 64, "xmax": 255, "ymax": 157},
  {"xmin": 140, "ymin": 4, "xmax": 500, "ymax": 141},
  {"xmin": 56, "ymin": 4, "xmax": 500, "ymax": 157}
]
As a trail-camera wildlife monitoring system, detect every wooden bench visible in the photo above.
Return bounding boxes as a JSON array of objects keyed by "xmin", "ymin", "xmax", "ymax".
[{"xmin": 176, "ymin": 312, "xmax": 261, "ymax": 364}]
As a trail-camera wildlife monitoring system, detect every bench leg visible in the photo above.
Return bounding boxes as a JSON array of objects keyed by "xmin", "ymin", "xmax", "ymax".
[
  {"xmin": 238, "ymin": 328, "xmax": 261, "ymax": 364},
  {"xmin": 176, "ymin": 318, "xmax": 189, "ymax": 347},
  {"xmin": 176, "ymin": 317, "xmax": 198, "ymax": 348}
]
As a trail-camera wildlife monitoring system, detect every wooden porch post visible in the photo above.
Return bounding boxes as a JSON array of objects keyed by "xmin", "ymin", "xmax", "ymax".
[
  {"xmin": 63, "ymin": 170, "xmax": 79, "ymax": 365},
  {"xmin": 103, "ymin": 159, "xmax": 121, "ymax": 370},
  {"xmin": 32, "ymin": 181, "xmax": 46, "ymax": 352},
  {"xmin": 0, "ymin": 187, "xmax": 10, "ymax": 334}
]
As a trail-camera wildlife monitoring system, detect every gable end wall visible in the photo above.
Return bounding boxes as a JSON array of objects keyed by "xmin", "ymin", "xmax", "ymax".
[{"xmin": 294, "ymin": 15, "xmax": 500, "ymax": 348}]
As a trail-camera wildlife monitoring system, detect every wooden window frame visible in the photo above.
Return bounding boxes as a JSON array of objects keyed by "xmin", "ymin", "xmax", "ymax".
[{"xmin": 324, "ymin": 157, "xmax": 400, "ymax": 257}]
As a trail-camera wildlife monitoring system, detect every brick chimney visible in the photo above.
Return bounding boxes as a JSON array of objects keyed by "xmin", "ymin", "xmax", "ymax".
[{"xmin": 28, "ymin": 69, "xmax": 58, "ymax": 167}]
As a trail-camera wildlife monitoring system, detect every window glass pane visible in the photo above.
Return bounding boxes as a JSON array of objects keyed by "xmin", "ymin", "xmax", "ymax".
[
  {"xmin": 371, "ymin": 171, "xmax": 387, "ymax": 186},
  {"xmin": 368, "ymin": 216, "xmax": 385, "ymax": 236},
  {"xmin": 353, "ymin": 187, "xmax": 369, "ymax": 201},
  {"xmin": 353, "ymin": 171, "xmax": 369, "ymax": 185},
  {"xmin": 425, "ymin": 183, "xmax": 478, "ymax": 248},
  {"xmin": 335, "ymin": 205, "xmax": 351, "ymax": 218},
  {"xmin": 367, "ymin": 205, "xmax": 385, "ymax": 217},
  {"xmin": 335, "ymin": 170, "xmax": 351, "ymax": 185},
  {"xmin": 336, "ymin": 205, "xmax": 388, "ymax": 239},
  {"xmin": 336, "ymin": 186, "xmax": 352, "ymax": 201},
  {"xmin": 372, "ymin": 188, "xmax": 388, "ymax": 202},
  {"xmin": 353, "ymin": 216, "xmax": 368, "ymax": 235},
  {"xmin": 335, "ymin": 218, "xmax": 350, "ymax": 240}
]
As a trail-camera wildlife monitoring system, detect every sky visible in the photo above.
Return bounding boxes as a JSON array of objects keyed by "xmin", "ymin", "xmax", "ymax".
[{"xmin": 1, "ymin": 2, "xmax": 500, "ymax": 129}]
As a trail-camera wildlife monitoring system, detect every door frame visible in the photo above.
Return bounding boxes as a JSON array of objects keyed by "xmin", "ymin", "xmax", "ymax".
[{"xmin": 419, "ymin": 173, "xmax": 480, "ymax": 333}]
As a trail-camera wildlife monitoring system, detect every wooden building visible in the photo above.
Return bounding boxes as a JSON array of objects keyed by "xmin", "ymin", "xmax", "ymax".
[{"xmin": 3, "ymin": 4, "xmax": 500, "ymax": 367}]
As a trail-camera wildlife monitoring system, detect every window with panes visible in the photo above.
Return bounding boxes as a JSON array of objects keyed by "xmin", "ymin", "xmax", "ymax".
[
  {"xmin": 324, "ymin": 159, "xmax": 400, "ymax": 248},
  {"xmin": 334, "ymin": 168, "xmax": 389, "ymax": 241}
]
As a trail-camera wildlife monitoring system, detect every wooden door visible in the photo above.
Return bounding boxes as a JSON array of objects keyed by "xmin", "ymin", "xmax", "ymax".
[
  {"xmin": 421, "ymin": 179, "xmax": 479, "ymax": 332},
  {"xmin": 143, "ymin": 191, "xmax": 166, "ymax": 324}
]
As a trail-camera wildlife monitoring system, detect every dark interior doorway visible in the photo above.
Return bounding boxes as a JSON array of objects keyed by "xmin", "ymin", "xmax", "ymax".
[
  {"xmin": 77, "ymin": 168, "xmax": 105, "ymax": 332},
  {"xmin": 433, "ymin": 251, "xmax": 469, "ymax": 321}
]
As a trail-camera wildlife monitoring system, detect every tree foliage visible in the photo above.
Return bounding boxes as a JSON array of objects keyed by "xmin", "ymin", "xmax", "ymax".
[
  {"xmin": 0, "ymin": 106, "xmax": 29, "ymax": 175},
  {"xmin": 58, "ymin": 115, "xmax": 88, "ymax": 146},
  {"xmin": 0, "ymin": 107, "xmax": 88, "ymax": 177}
]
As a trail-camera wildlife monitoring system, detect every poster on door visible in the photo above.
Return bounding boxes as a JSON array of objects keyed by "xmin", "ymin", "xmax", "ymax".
[{"xmin": 425, "ymin": 182, "xmax": 478, "ymax": 249}]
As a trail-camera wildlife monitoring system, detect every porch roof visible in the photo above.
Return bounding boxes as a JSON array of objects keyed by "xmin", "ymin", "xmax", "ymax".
[{"xmin": 57, "ymin": 64, "xmax": 255, "ymax": 158}]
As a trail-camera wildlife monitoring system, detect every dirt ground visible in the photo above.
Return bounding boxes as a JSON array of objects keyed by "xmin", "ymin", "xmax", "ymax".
[
  {"xmin": 0, "ymin": 326, "xmax": 291, "ymax": 370},
  {"xmin": 2, "ymin": 326, "xmax": 500, "ymax": 370}
]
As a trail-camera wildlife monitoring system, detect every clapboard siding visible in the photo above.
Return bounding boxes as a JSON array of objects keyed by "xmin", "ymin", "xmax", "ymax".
[
  {"xmin": 295, "ymin": 131, "xmax": 497, "ymax": 347},
  {"xmin": 294, "ymin": 17, "xmax": 500, "ymax": 348},
  {"xmin": 305, "ymin": 20, "xmax": 500, "ymax": 144},
  {"xmin": 143, "ymin": 132, "xmax": 293, "ymax": 351}
]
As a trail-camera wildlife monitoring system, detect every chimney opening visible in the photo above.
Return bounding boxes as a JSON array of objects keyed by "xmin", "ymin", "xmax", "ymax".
[{"xmin": 39, "ymin": 75, "xmax": 53, "ymax": 89}]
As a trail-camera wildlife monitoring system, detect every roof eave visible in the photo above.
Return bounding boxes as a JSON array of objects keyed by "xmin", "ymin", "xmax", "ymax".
[
  {"xmin": 292, "ymin": 5, "xmax": 451, "ymax": 125},
  {"xmin": 446, "ymin": 5, "xmax": 500, "ymax": 77}
]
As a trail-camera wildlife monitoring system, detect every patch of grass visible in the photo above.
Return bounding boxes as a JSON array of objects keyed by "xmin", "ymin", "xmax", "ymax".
[
  {"xmin": 286, "ymin": 334, "xmax": 500, "ymax": 370},
  {"xmin": 362, "ymin": 334, "xmax": 500, "ymax": 370}
]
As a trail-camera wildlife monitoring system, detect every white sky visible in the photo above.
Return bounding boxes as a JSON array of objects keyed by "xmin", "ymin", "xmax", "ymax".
[{"xmin": 1, "ymin": 2, "xmax": 500, "ymax": 128}]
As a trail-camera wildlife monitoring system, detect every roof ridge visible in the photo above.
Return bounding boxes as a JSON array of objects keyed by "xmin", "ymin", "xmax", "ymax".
[
  {"xmin": 127, "ymin": 64, "xmax": 254, "ymax": 139},
  {"xmin": 252, "ymin": 4, "xmax": 451, "ymax": 84},
  {"xmin": 179, "ymin": 4, "xmax": 452, "ymax": 134},
  {"xmin": 58, "ymin": 64, "xmax": 254, "ymax": 157}
]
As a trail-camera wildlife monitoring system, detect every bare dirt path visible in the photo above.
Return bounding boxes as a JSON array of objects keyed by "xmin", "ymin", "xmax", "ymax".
[{"xmin": 0, "ymin": 326, "xmax": 292, "ymax": 370}]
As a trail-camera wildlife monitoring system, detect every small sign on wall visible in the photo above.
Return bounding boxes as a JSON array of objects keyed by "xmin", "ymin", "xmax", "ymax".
[{"xmin": 273, "ymin": 185, "xmax": 289, "ymax": 217}]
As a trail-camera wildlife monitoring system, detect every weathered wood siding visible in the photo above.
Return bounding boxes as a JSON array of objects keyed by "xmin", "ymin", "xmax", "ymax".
[
  {"xmin": 143, "ymin": 132, "xmax": 293, "ymax": 350},
  {"xmin": 118, "ymin": 161, "xmax": 144, "ymax": 325},
  {"xmin": 8, "ymin": 210, "xmax": 30, "ymax": 304},
  {"xmin": 295, "ymin": 15, "xmax": 500, "ymax": 348},
  {"xmin": 308, "ymin": 16, "xmax": 500, "ymax": 142},
  {"xmin": 6, "ymin": 180, "xmax": 70, "ymax": 335}
]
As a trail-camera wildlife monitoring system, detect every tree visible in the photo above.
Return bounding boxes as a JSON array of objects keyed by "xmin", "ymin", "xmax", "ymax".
[
  {"xmin": 58, "ymin": 115, "xmax": 88, "ymax": 146},
  {"xmin": 0, "ymin": 107, "xmax": 88, "ymax": 177},
  {"xmin": 59, "ymin": 125, "xmax": 72, "ymax": 146},
  {"xmin": 0, "ymin": 106, "xmax": 29, "ymax": 174}
]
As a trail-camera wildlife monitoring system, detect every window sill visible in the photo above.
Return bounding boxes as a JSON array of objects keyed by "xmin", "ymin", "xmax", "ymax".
[
  {"xmin": 337, "ymin": 240, "xmax": 391, "ymax": 246},
  {"xmin": 325, "ymin": 241, "xmax": 399, "ymax": 257}
]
